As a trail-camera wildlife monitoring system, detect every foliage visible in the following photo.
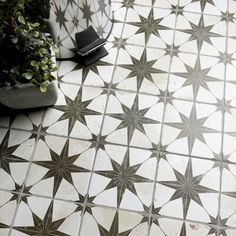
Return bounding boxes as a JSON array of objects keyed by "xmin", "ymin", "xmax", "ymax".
[{"xmin": 0, "ymin": 1, "xmax": 57, "ymax": 92}]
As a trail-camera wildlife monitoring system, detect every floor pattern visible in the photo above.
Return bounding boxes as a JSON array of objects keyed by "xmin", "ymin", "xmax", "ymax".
[{"xmin": 1, "ymin": 0, "xmax": 236, "ymax": 235}]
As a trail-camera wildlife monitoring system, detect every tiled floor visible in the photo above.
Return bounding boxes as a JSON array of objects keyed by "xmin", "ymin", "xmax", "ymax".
[{"xmin": 1, "ymin": 0, "xmax": 236, "ymax": 235}]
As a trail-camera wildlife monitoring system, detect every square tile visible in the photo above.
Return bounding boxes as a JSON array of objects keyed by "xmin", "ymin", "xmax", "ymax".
[
  {"xmin": 168, "ymin": 53, "xmax": 225, "ymax": 103},
  {"xmin": 0, "ymin": 128, "xmax": 36, "ymax": 191},
  {"xmin": 43, "ymin": 83, "xmax": 108, "ymax": 139},
  {"xmin": 174, "ymin": 12, "xmax": 226, "ymax": 55},
  {"xmin": 149, "ymin": 217, "xmax": 214, "ymax": 236},
  {"xmin": 123, "ymin": 6, "xmax": 176, "ymax": 47},
  {"xmin": 101, "ymin": 91, "xmax": 164, "ymax": 148},
  {"xmin": 0, "ymin": 190, "xmax": 18, "ymax": 236},
  {"xmin": 88, "ymin": 145, "xmax": 157, "ymax": 210},
  {"xmin": 25, "ymin": 135, "xmax": 95, "ymax": 201},
  {"xmin": 162, "ymin": 100, "xmax": 223, "ymax": 158},
  {"xmin": 154, "ymin": 154, "xmax": 220, "ymax": 222},
  {"xmin": 113, "ymin": 46, "xmax": 170, "ymax": 94},
  {"xmin": 12, "ymin": 196, "xmax": 82, "ymax": 236},
  {"xmin": 80, "ymin": 207, "xmax": 149, "ymax": 236}
]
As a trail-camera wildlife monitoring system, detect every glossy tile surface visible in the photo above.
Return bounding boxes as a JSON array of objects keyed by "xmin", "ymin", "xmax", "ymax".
[{"xmin": 1, "ymin": 0, "xmax": 236, "ymax": 235}]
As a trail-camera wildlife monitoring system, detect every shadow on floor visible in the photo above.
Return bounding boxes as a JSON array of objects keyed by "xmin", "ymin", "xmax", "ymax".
[{"xmin": 0, "ymin": 103, "xmax": 44, "ymax": 117}]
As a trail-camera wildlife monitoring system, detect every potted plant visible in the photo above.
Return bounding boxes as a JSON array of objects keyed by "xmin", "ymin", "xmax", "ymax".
[{"xmin": 0, "ymin": 0, "xmax": 58, "ymax": 109}]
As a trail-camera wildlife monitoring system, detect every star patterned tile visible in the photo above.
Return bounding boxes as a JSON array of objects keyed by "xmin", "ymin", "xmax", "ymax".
[
  {"xmin": 88, "ymin": 144, "xmax": 157, "ymax": 210},
  {"xmin": 113, "ymin": 46, "xmax": 171, "ymax": 94},
  {"xmin": 123, "ymin": 6, "xmax": 176, "ymax": 47},
  {"xmin": 43, "ymin": 83, "xmax": 107, "ymax": 139},
  {"xmin": 2, "ymin": 0, "xmax": 236, "ymax": 235},
  {"xmin": 169, "ymin": 53, "xmax": 225, "ymax": 103},
  {"xmin": 162, "ymin": 100, "xmax": 222, "ymax": 158},
  {"xmin": 101, "ymin": 91, "xmax": 164, "ymax": 148},
  {"xmin": 154, "ymin": 154, "xmax": 220, "ymax": 222},
  {"xmin": 25, "ymin": 135, "xmax": 95, "ymax": 201},
  {"xmin": 12, "ymin": 196, "xmax": 82, "ymax": 236},
  {"xmin": 174, "ymin": 12, "xmax": 227, "ymax": 56}
]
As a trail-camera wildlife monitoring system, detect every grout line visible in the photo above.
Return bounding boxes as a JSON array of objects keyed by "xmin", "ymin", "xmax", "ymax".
[
  {"xmin": 147, "ymin": 1, "xmax": 180, "ymax": 235},
  {"xmin": 77, "ymin": 6, "xmax": 128, "ymax": 236},
  {"xmin": 216, "ymin": 1, "xmax": 230, "ymax": 235},
  {"xmin": 54, "ymin": 80, "xmax": 227, "ymax": 108}
]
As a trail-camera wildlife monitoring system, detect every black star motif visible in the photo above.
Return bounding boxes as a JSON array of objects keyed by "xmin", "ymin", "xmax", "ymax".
[
  {"xmin": 29, "ymin": 124, "xmax": 48, "ymax": 142},
  {"xmin": 191, "ymin": 0, "xmax": 215, "ymax": 12},
  {"xmin": 0, "ymin": 130, "xmax": 27, "ymax": 175},
  {"xmin": 95, "ymin": 149, "xmax": 151, "ymax": 206},
  {"xmin": 141, "ymin": 203, "xmax": 161, "ymax": 226},
  {"xmin": 75, "ymin": 194, "xmax": 95, "ymax": 214},
  {"xmin": 80, "ymin": 1, "xmax": 94, "ymax": 26},
  {"xmin": 73, "ymin": 60, "xmax": 112, "ymax": 84},
  {"xmin": 217, "ymin": 52, "xmax": 234, "ymax": 65},
  {"xmin": 180, "ymin": 222, "xmax": 187, "ymax": 236},
  {"xmin": 108, "ymin": 94, "xmax": 159, "ymax": 144},
  {"xmin": 173, "ymin": 55, "xmax": 221, "ymax": 99},
  {"xmin": 33, "ymin": 139, "xmax": 89, "ymax": 196},
  {"xmin": 67, "ymin": 0, "xmax": 77, "ymax": 7},
  {"xmin": 14, "ymin": 201, "xmax": 69, "ymax": 236},
  {"xmin": 112, "ymin": 37, "xmax": 128, "ymax": 50},
  {"xmin": 119, "ymin": 49, "xmax": 164, "ymax": 90},
  {"xmin": 208, "ymin": 214, "xmax": 228, "ymax": 236},
  {"xmin": 165, "ymin": 104, "xmax": 218, "ymax": 154},
  {"xmin": 10, "ymin": 183, "xmax": 32, "ymax": 204},
  {"xmin": 158, "ymin": 159, "xmax": 217, "ymax": 218},
  {"xmin": 97, "ymin": 212, "xmax": 119, "ymax": 236},
  {"xmin": 97, "ymin": 211, "xmax": 136, "ymax": 236},
  {"xmin": 0, "ymin": 222, "xmax": 8, "ymax": 229},
  {"xmin": 54, "ymin": 4, "xmax": 67, "ymax": 29},
  {"xmin": 121, "ymin": 0, "xmax": 135, "ymax": 9},
  {"xmin": 53, "ymin": 86, "xmax": 101, "ymax": 135},
  {"xmin": 127, "ymin": 8, "xmax": 170, "ymax": 44},
  {"xmin": 164, "ymin": 44, "xmax": 180, "ymax": 57},
  {"xmin": 171, "ymin": 5, "xmax": 184, "ymax": 16},
  {"xmin": 214, "ymin": 98, "xmax": 234, "ymax": 115},
  {"xmin": 221, "ymin": 12, "xmax": 234, "ymax": 22},
  {"xmin": 179, "ymin": 15, "xmax": 222, "ymax": 52},
  {"xmin": 98, "ymin": 0, "xmax": 107, "ymax": 16}
]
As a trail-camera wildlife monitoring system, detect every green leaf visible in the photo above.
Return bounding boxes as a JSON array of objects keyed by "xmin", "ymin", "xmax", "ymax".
[
  {"xmin": 52, "ymin": 67, "xmax": 57, "ymax": 72},
  {"xmin": 11, "ymin": 37, "xmax": 18, "ymax": 44},
  {"xmin": 23, "ymin": 72, "xmax": 33, "ymax": 80},
  {"xmin": 31, "ymin": 60, "xmax": 37, "ymax": 67},
  {"xmin": 41, "ymin": 65, "xmax": 48, "ymax": 70},
  {"xmin": 40, "ymin": 83, "xmax": 48, "ymax": 92},
  {"xmin": 18, "ymin": 15, "xmax": 25, "ymax": 25}
]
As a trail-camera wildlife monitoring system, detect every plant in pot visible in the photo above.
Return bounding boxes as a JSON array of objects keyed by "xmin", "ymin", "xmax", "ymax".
[{"xmin": 0, "ymin": 0, "xmax": 58, "ymax": 109}]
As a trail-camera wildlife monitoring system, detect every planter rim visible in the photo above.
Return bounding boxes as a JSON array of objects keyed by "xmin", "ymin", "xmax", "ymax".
[{"xmin": 0, "ymin": 80, "xmax": 57, "ymax": 91}]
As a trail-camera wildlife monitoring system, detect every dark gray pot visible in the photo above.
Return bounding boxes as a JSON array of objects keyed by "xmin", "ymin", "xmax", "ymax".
[{"xmin": 0, "ymin": 81, "xmax": 58, "ymax": 109}]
